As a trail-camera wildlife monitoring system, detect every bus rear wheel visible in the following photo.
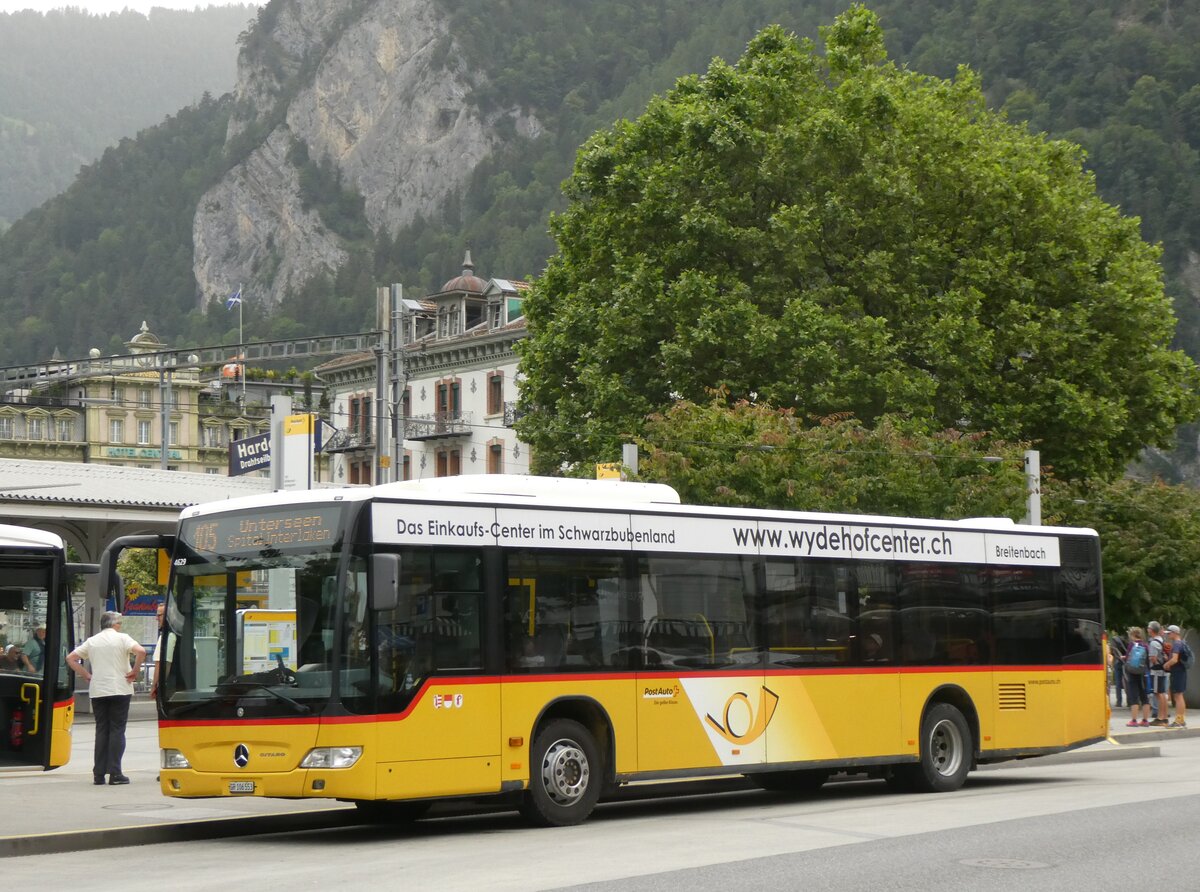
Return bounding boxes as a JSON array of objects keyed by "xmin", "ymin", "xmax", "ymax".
[
  {"xmin": 748, "ymin": 769, "xmax": 829, "ymax": 794},
  {"xmin": 893, "ymin": 703, "xmax": 972, "ymax": 793},
  {"xmin": 520, "ymin": 718, "xmax": 602, "ymax": 827}
]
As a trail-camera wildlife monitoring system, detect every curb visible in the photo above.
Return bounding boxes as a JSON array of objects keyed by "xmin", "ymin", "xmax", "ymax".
[
  {"xmin": 0, "ymin": 807, "xmax": 356, "ymax": 859},
  {"xmin": 979, "ymin": 743, "xmax": 1160, "ymax": 769}
]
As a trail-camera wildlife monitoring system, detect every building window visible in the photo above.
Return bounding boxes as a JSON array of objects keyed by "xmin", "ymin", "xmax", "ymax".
[
  {"xmin": 138, "ymin": 389, "xmax": 151, "ymax": 408},
  {"xmin": 0, "ymin": 417, "xmax": 12, "ymax": 439},
  {"xmin": 205, "ymin": 467, "xmax": 220, "ymax": 475},
  {"xmin": 436, "ymin": 380, "xmax": 461, "ymax": 420},
  {"xmin": 169, "ymin": 421, "xmax": 179, "ymax": 446},
  {"xmin": 203, "ymin": 427, "xmax": 223, "ymax": 447},
  {"xmin": 402, "ymin": 451, "xmax": 412, "ymax": 481},
  {"xmin": 487, "ymin": 373, "xmax": 503, "ymax": 416},
  {"xmin": 56, "ymin": 419, "xmax": 72, "ymax": 442},
  {"xmin": 109, "ymin": 419, "xmax": 124, "ymax": 443},
  {"xmin": 348, "ymin": 395, "xmax": 371, "ymax": 439},
  {"xmin": 27, "ymin": 417, "xmax": 44, "ymax": 440},
  {"xmin": 137, "ymin": 419, "xmax": 152, "ymax": 445},
  {"xmin": 488, "ymin": 441, "xmax": 503, "ymax": 474},
  {"xmin": 401, "ymin": 388, "xmax": 411, "ymax": 420},
  {"xmin": 436, "ymin": 449, "xmax": 461, "ymax": 477}
]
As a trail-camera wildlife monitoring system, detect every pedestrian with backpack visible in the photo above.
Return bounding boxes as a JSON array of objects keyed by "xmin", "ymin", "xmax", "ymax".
[
  {"xmin": 1164, "ymin": 624, "xmax": 1191, "ymax": 728},
  {"xmin": 1124, "ymin": 627, "xmax": 1151, "ymax": 726},
  {"xmin": 1147, "ymin": 620, "xmax": 1170, "ymax": 726}
]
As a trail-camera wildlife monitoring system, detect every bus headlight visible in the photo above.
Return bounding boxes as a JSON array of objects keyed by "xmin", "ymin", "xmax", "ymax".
[
  {"xmin": 161, "ymin": 748, "xmax": 191, "ymax": 769},
  {"xmin": 300, "ymin": 746, "xmax": 363, "ymax": 769}
]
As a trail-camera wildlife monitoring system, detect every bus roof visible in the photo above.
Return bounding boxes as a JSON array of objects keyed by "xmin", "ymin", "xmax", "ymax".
[
  {"xmin": 0, "ymin": 524, "xmax": 65, "ymax": 551},
  {"xmin": 179, "ymin": 476, "xmax": 1096, "ymax": 538}
]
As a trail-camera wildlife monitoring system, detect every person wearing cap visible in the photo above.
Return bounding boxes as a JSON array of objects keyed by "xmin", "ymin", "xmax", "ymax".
[
  {"xmin": 1, "ymin": 643, "xmax": 34, "ymax": 673},
  {"xmin": 66, "ymin": 611, "xmax": 146, "ymax": 785},
  {"xmin": 1146, "ymin": 620, "xmax": 1170, "ymax": 726},
  {"xmin": 1164, "ymin": 624, "xmax": 1190, "ymax": 728},
  {"xmin": 23, "ymin": 622, "xmax": 46, "ymax": 673}
]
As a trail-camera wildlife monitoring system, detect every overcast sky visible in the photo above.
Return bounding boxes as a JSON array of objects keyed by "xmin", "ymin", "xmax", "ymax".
[{"xmin": 1, "ymin": 2, "xmax": 257, "ymax": 13}]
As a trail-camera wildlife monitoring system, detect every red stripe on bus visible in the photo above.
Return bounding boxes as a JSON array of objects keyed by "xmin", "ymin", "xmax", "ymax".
[{"xmin": 157, "ymin": 663, "xmax": 1100, "ymax": 728}]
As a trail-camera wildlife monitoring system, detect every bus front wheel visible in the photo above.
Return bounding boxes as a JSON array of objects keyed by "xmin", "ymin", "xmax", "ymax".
[
  {"xmin": 520, "ymin": 718, "xmax": 602, "ymax": 827},
  {"xmin": 894, "ymin": 703, "xmax": 972, "ymax": 793}
]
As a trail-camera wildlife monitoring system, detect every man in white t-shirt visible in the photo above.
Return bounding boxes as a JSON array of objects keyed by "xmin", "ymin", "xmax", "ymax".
[{"xmin": 67, "ymin": 611, "xmax": 146, "ymax": 785}]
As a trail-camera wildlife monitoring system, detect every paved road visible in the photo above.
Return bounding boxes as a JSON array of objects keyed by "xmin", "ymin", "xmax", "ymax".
[
  {"xmin": 0, "ymin": 704, "xmax": 1187, "ymax": 859},
  {"xmin": 5, "ymin": 732, "xmax": 1198, "ymax": 891}
]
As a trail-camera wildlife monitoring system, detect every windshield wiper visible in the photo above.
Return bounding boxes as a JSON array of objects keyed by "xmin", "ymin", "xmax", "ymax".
[{"xmin": 214, "ymin": 680, "xmax": 312, "ymax": 714}]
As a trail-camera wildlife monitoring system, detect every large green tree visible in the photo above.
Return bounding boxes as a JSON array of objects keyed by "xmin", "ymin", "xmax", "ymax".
[
  {"xmin": 636, "ymin": 395, "xmax": 1031, "ymax": 519},
  {"xmin": 516, "ymin": 6, "xmax": 1200, "ymax": 481}
]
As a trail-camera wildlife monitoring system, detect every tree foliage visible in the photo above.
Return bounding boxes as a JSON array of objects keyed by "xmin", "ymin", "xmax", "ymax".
[
  {"xmin": 636, "ymin": 395, "xmax": 1030, "ymax": 519},
  {"xmin": 517, "ymin": 7, "xmax": 1200, "ymax": 482},
  {"xmin": 1047, "ymin": 477, "xmax": 1200, "ymax": 632}
]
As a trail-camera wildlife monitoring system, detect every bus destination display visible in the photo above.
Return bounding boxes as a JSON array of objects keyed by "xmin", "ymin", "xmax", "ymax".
[{"xmin": 183, "ymin": 507, "xmax": 343, "ymax": 555}]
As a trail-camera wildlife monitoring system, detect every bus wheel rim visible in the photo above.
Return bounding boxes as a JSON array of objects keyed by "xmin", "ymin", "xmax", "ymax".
[
  {"xmin": 930, "ymin": 718, "xmax": 964, "ymax": 777},
  {"xmin": 540, "ymin": 738, "xmax": 590, "ymax": 806}
]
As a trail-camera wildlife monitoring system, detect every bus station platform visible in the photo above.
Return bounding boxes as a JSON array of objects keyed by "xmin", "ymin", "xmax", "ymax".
[{"xmin": 0, "ymin": 703, "xmax": 1190, "ymax": 858}]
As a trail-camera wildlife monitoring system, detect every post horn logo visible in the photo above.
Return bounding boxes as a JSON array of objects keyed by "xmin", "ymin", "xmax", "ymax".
[{"xmin": 705, "ymin": 686, "xmax": 780, "ymax": 745}]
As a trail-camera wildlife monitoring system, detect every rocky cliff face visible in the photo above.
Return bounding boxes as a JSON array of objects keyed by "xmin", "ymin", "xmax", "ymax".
[{"xmin": 193, "ymin": 0, "xmax": 541, "ymax": 309}]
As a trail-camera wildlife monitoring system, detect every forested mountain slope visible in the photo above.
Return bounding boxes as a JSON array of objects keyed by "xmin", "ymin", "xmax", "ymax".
[
  {"xmin": 0, "ymin": 0, "xmax": 1195, "ymax": 377},
  {"xmin": 0, "ymin": 4, "xmax": 257, "ymax": 228}
]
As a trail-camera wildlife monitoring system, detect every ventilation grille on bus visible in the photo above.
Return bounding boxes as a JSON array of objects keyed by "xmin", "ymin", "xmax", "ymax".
[{"xmin": 998, "ymin": 683, "xmax": 1027, "ymax": 711}]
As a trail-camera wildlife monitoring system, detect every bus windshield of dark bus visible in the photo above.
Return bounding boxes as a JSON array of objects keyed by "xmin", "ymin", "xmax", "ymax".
[{"xmin": 159, "ymin": 505, "xmax": 355, "ymax": 720}]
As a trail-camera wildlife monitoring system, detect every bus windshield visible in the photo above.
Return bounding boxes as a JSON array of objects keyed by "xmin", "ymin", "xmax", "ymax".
[{"xmin": 159, "ymin": 505, "xmax": 350, "ymax": 721}]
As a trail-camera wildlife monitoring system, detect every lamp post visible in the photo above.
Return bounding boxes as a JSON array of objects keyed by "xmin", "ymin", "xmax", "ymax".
[
  {"xmin": 159, "ymin": 358, "xmax": 173, "ymax": 470},
  {"xmin": 159, "ymin": 353, "xmax": 200, "ymax": 471}
]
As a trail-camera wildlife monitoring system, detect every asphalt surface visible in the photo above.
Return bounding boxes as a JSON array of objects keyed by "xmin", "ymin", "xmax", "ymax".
[{"xmin": 0, "ymin": 699, "xmax": 1187, "ymax": 858}]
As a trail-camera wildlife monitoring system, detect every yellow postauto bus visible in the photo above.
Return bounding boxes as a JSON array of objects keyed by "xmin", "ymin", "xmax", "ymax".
[
  {"xmin": 100, "ymin": 476, "xmax": 1106, "ymax": 826},
  {"xmin": 0, "ymin": 524, "xmax": 88, "ymax": 773}
]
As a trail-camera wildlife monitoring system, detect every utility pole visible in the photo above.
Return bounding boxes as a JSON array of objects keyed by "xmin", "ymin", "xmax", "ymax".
[
  {"xmin": 391, "ymin": 283, "xmax": 406, "ymax": 481},
  {"xmin": 375, "ymin": 286, "xmax": 392, "ymax": 484},
  {"xmin": 1023, "ymin": 449, "xmax": 1041, "ymax": 525}
]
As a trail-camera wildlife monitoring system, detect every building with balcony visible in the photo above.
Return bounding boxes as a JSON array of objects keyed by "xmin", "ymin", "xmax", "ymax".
[{"xmin": 316, "ymin": 252, "xmax": 530, "ymax": 483}]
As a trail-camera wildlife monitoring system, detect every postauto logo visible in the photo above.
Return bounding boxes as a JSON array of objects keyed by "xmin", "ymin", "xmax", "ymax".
[{"xmin": 704, "ymin": 687, "xmax": 780, "ymax": 745}]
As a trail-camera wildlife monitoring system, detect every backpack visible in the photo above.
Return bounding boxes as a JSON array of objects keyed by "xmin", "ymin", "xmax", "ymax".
[
  {"xmin": 1126, "ymin": 641, "xmax": 1148, "ymax": 674},
  {"xmin": 1179, "ymin": 641, "xmax": 1195, "ymax": 670}
]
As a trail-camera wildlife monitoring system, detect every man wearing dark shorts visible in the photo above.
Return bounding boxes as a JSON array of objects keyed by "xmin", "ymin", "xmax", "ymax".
[
  {"xmin": 1165, "ymin": 624, "xmax": 1189, "ymax": 728},
  {"xmin": 1147, "ymin": 621, "xmax": 1170, "ymax": 726}
]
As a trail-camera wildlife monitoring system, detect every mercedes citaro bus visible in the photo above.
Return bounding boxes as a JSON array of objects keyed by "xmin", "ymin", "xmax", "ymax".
[{"xmin": 100, "ymin": 476, "xmax": 1106, "ymax": 825}]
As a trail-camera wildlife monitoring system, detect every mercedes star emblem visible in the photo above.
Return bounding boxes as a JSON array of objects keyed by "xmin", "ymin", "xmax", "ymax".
[{"xmin": 234, "ymin": 744, "xmax": 250, "ymax": 768}]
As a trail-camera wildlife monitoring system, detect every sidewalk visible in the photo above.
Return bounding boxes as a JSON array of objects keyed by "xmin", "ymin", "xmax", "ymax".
[
  {"xmin": 1, "ymin": 706, "xmax": 352, "ymax": 857},
  {"xmin": 0, "ymin": 707, "xmax": 1187, "ymax": 857}
]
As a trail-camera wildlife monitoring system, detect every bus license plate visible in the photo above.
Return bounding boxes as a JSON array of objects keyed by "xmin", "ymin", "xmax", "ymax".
[{"xmin": 229, "ymin": 781, "xmax": 255, "ymax": 794}]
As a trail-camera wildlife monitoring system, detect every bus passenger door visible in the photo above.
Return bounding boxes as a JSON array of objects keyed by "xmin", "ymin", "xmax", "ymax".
[
  {"xmin": 0, "ymin": 557, "xmax": 74, "ymax": 773},
  {"xmin": 637, "ymin": 555, "xmax": 766, "ymax": 773}
]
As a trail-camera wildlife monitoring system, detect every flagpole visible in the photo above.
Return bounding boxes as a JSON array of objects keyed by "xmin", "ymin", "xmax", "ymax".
[{"xmin": 238, "ymin": 283, "xmax": 245, "ymax": 406}]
